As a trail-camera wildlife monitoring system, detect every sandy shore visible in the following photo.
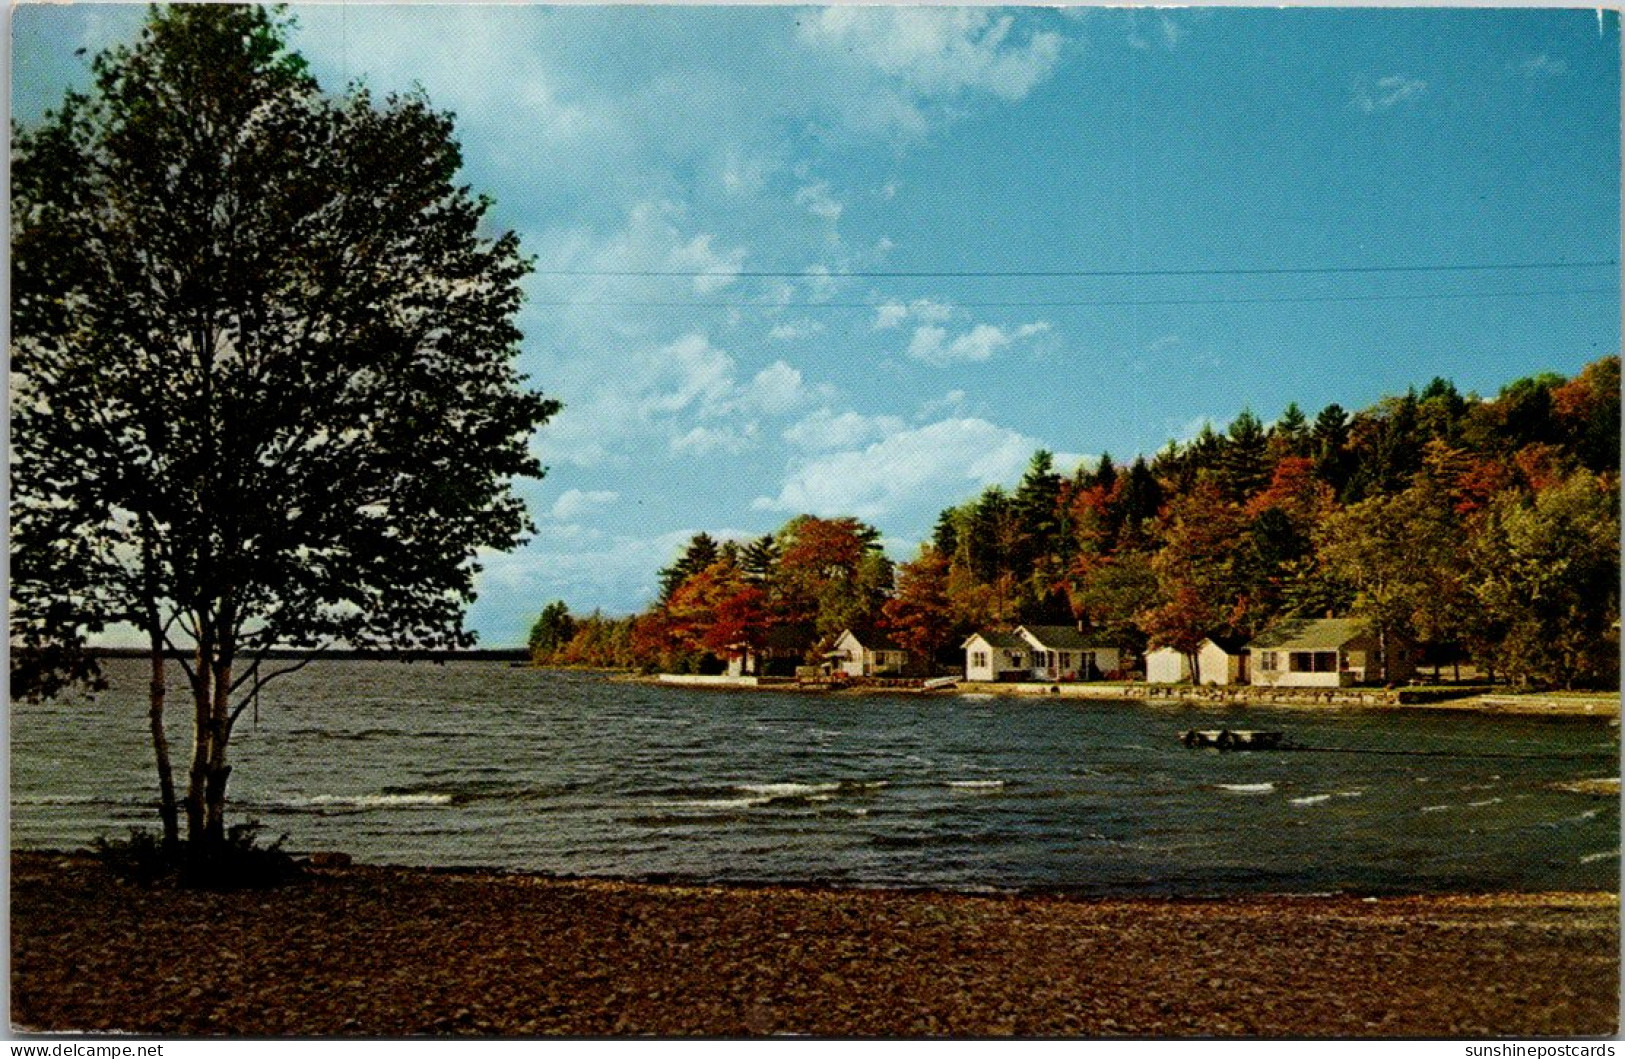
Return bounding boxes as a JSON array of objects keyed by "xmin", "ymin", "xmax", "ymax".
[{"xmin": 11, "ymin": 852, "xmax": 1618, "ymax": 1038}]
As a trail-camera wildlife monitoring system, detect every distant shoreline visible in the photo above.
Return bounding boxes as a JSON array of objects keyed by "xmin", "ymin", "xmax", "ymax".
[
  {"xmin": 11, "ymin": 851, "xmax": 1617, "ymax": 1037},
  {"xmin": 629, "ymin": 672, "xmax": 1620, "ymax": 717}
]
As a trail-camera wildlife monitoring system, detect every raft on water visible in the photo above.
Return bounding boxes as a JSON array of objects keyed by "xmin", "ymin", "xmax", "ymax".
[{"xmin": 1181, "ymin": 728, "xmax": 1285, "ymax": 751}]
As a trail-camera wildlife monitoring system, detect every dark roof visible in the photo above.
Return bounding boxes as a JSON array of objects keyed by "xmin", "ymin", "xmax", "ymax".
[
  {"xmin": 1205, "ymin": 635, "xmax": 1251, "ymax": 655},
  {"xmin": 1017, "ymin": 625, "xmax": 1112, "ymax": 650},
  {"xmin": 963, "ymin": 630, "xmax": 1028, "ymax": 650},
  {"xmin": 839, "ymin": 628, "xmax": 902, "ymax": 652},
  {"xmin": 1248, "ymin": 617, "xmax": 1370, "ymax": 651}
]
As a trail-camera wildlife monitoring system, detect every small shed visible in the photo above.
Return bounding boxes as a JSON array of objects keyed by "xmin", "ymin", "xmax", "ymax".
[
  {"xmin": 1145, "ymin": 644, "xmax": 1192, "ymax": 684},
  {"xmin": 1248, "ymin": 617, "xmax": 1414, "ymax": 688}
]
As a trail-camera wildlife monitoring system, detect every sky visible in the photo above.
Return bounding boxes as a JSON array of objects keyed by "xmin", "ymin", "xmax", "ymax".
[{"xmin": 11, "ymin": 4, "xmax": 1621, "ymax": 646}]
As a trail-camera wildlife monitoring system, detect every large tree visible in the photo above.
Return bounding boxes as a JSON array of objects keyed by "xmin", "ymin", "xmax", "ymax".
[{"xmin": 10, "ymin": 6, "xmax": 558, "ymax": 851}]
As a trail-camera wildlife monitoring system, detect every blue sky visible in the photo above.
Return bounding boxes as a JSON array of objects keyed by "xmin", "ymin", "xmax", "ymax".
[{"xmin": 13, "ymin": 5, "xmax": 1621, "ymax": 645}]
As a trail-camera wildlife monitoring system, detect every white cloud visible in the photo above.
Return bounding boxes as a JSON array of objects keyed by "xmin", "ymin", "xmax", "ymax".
[
  {"xmin": 1520, "ymin": 54, "xmax": 1568, "ymax": 79},
  {"xmin": 768, "ymin": 318, "xmax": 825, "ymax": 342},
  {"xmin": 744, "ymin": 361, "xmax": 822, "ymax": 415},
  {"xmin": 295, "ymin": 9, "xmax": 591, "ymax": 154},
  {"xmin": 795, "ymin": 181, "xmax": 845, "ymax": 222},
  {"xmin": 671, "ymin": 424, "xmax": 758, "ymax": 456},
  {"xmin": 916, "ymin": 390, "xmax": 970, "ymax": 419},
  {"xmin": 800, "ymin": 8, "xmax": 1065, "ymax": 105},
  {"xmin": 874, "ymin": 298, "xmax": 954, "ymax": 330},
  {"xmin": 908, "ymin": 321, "xmax": 1050, "ymax": 365},
  {"xmin": 1353, "ymin": 74, "xmax": 1427, "ymax": 114},
  {"xmin": 540, "ymin": 336, "xmax": 824, "ymax": 466},
  {"xmin": 783, "ymin": 409, "xmax": 908, "ymax": 452},
  {"xmin": 549, "ymin": 489, "xmax": 619, "ymax": 521},
  {"xmin": 752, "ymin": 417, "xmax": 1041, "ymax": 519}
]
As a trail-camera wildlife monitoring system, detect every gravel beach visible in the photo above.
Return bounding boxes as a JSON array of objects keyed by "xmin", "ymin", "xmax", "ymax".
[{"xmin": 11, "ymin": 851, "xmax": 1618, "ymax": 1038}]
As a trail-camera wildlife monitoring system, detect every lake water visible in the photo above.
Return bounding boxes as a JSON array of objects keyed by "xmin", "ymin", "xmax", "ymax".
[{"xmin": 11, "ymin": 660, "xmax": 1619, "ymax": 895}]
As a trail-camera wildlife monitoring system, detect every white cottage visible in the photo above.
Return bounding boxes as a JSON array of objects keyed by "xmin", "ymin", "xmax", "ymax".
[
  {"xmin": 1248, "ymin": 617, "xmax": 1415, "ymax": 688},
  {"xmin": 829, "ymin": 628, "xmax": 908, "ymax": 677},
  {"xmin": 1015, "ymin": 625, "xmax": 1120, "ymax": 681},
  {"xmin": 962, "ymin": 631, "xmax": 1030, "ymax": 682}
]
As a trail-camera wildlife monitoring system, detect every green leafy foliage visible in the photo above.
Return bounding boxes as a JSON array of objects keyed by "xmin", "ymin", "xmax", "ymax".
[{"xmin": 13, "ymin": 5, "xmax": 558, "ymax": 844}]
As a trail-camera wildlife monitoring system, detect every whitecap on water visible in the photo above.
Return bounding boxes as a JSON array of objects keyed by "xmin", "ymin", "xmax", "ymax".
[
  {"xmin": 1580, "ymin": 849, "xmax": 1619, "ymax": 864},
  {"xmin": 1216, "ymin": 783, "xmax": 1275, "ymax": 794},
  {"xmin": 946, "ymin": 779, "xmax": 1005, "ymax": 790},
  {"xmin": 298, "ymin": 793, "xmax": 454, "ymax": 808},
  {"xmin": 1290, "ymin": 794, "xmax": 1332, "ymax": 806}
]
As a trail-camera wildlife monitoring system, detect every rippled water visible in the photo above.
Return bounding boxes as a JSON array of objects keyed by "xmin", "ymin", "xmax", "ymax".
[{"xmin": 11, "ymin": 659, "xmax": 1620, "ymax": 895}]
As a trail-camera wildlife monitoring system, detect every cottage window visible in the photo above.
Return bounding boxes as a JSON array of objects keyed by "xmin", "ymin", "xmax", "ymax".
[
  {"xmin": 972, "ymin": 651, "xmax": 987, "ymax": 669},
  {"xmin": 1290, "ymin": 651, "xmax": 1338, "ymax": 673},
  {"xmin": 1260, "ymin": 650, "xmax": 1277, "ymax": 671},
  {"xmin": 1059, "ymin": 652, "xmax": 1072, "ymax": 669},
  {"xmin": 1009, "ymin": 653, "xmax": 1024, "ymax": 668}
]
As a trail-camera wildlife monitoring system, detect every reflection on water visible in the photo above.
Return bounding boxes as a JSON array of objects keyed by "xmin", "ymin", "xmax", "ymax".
[{"xmin": 11, "ymin": 660, "xmax": 1620, "ymax": 895}]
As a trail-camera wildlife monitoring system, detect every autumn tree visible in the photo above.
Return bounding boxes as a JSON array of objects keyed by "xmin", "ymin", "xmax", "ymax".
[
  {"xmin": 882, "ymin": 545, "xmax": 956, "ymax": 671},
  {"xmin": 773, "ymin": 516, "xmax": 892, "ymax": 639},
  {"xmin": 9, "ymin": 6, "xmax": 557, "ymax": 851}
]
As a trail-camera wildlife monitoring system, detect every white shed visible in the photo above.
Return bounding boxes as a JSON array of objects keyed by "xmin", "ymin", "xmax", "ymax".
[{"xmin": 1145, "ymin": 645, "xmax": 1192, "ymax": 684}]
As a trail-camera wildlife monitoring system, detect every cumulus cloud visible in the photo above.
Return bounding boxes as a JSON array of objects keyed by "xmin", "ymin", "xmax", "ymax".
[
  {"xmin": 1353, "ymin": 74, "xmax": 1427, "ymax": 113},
  {"xmin": 874, "ymin": 298, "xmax": 954, "ymax": 330},
  {"xmin": 795, "ymin": 181, "xmax": 845, "ymax": 221},
  {"xmin": 782, "ymin": 409, "xmax": 908, "ymax": 452},
  {"xmin": 908, "ymin": 322, "xmax": 1050, "ymax": 365},
  {"xmin": 799, "ymin": 8, "xmax": 1065, "ymax": 105},
  {"xmin": 549, "ymin": 489, "xmax": 619, "ymax": 521},
  {"xmin": 752, "ymin": 417, "xmax": 1041, "ymax": 519},
  {"xmin": 540, "ymin": 336, "xmax": 828, "ymax": 466},
  {"xmin": 768, "ymin": 318, "xmax": 825, "ymax": 342},
  {"xmin": 671, "ymin": 424, "xmax": 758, "ymax": 456}
]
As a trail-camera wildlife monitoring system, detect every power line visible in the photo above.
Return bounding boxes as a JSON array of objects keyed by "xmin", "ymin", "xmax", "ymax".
[
  {"xmin": 531, "ymin": 258, "xmax": 1618, "ymax": 279},
  {"xmin": 530, "ymin": 285, "xmax": 1619, "ymax": 310}
]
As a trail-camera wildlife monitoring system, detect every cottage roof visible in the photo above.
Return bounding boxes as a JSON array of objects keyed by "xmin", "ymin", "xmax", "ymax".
[
  {"xmin": 1204, "ymin": 634, "xmax": 1251, "ymax": 655},
  {"xmin": 1248, "ymin": 617, "xmax": 1369, "ymax": 651},
  {"xmin": 839, "ymin": 627, "xmax": 902, "ymax": 652},
  {"xmin": 963, "ymin": 630, "xmax": 1027, "ymax": 650},
  {"xmin": 1017, "ymin": 625, "xmax": 1109, "ymax": 650}
]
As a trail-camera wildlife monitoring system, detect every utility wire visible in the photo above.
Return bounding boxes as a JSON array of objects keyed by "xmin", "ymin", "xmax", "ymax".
[
  {"xmin": 530, "ymin": 285, "xmax": 1619, "ymax": 310},
  {"xmin": 532, "ymin": 258, "xmax": 1618, "ymax": 279}
]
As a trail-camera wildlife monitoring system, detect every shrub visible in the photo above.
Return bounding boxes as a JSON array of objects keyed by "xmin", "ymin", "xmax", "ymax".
[{"xmin": 94, "ymin": 821, "xmax": 304, "ymax": 890}]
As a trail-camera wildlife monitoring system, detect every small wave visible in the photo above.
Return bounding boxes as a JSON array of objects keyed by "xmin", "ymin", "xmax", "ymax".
[
  {"xmin": 657, "ymin": 797, "xmax": 764, "ymax": 812},
  {"xmin": 738, "ymin": 782, "xmax": 841, "ymax": 798},
  {"xmin": 959, "ymin": 694, "xmax": 995, "ymax": 701},
  {"xmin": 1467, "ymin": 797, "xmax": 1504, "ymax": 808},
  {"xmin": 1580, "ymin": 849, "xmax": 1619, "ymax": 864},
  {"xmin": 12, "ymin": 793, "xmax": 117, "ymax": 807},
  {"xmin": 1290, "ymin": 794, "xmax": 1333, "ymax": 806},
  {"xmin": 1337, "ymin": 790, "xmax": 1365, "ymax": 799},
  {"xmin": 294, "ymin": 793, "xmax": 454, "ymax": 809},
  {"xmin": 946, "ymin": 779, "xmax": 1005, "ymax": 790},
  {"xmin": 1216, "ymin": 783, "xmax": 1275, "ymax": 794},
  {"xmin": 1421, "ymin": 804, "xmax": 1451, "ymax": 813}
]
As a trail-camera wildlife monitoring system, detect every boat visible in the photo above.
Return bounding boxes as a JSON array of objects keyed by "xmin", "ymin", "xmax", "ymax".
[{"xmin": 1180, "ymin": 728, "xmax": 1285, "ymax": 751}]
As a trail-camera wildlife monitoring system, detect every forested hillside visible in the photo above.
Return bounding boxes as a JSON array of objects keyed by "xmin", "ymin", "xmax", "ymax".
[{"xmin": 531, "ymin": 357, "xmax": 1620, "ymax": 689}]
